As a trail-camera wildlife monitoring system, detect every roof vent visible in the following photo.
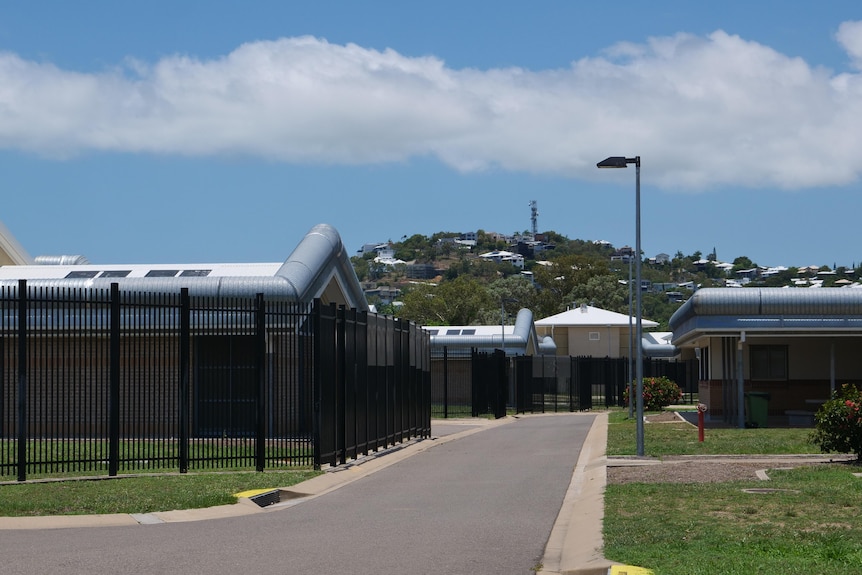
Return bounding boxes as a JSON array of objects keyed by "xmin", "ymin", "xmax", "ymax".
[{"xmin": 580, "ymin": 303, "xmax": 588, "ymax": 313}]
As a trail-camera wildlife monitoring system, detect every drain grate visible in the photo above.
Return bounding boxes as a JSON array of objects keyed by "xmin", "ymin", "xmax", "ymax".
[{"xmin": 250, "ymin": 489, "xmax": 281, "ymax": 507}]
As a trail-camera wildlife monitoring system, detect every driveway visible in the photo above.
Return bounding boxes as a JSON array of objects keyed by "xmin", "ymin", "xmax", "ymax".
[{"xmin": 0, "ymin": 413, "xmax": 598, "ymax": 575}]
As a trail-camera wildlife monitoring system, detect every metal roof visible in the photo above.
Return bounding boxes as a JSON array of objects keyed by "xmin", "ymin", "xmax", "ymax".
[
  {"xmin": 535, "ymin": 304, "xmax": 659, "ymax": 328},
  {"xmin": 425, "ymin": 308, "xmax": 556, "ymax": 356},
  {"xmin": 0, "ymin": 223, "xmax": 368, "ymax": 311},
  {"xmin": 669, "ymin": 287, "xmax": 862, "ymax": 345}
]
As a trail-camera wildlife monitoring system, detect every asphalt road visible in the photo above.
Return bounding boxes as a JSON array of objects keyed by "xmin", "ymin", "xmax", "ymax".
[{"xmin": 0, "ymin": 414, "xmax": 596, "ymax": 575}]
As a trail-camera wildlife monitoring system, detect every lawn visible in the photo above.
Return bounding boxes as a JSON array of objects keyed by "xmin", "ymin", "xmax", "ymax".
[
  {"xmin": 604, "ymin": 410, "xmax": 862, "ymax": 574},
  {"xmin": 0, "ymin": 470, "xmax": 320, "ymax": 516},
  {"xmin": 606, "ymin": 409, "xmax": 817, "ymax": 456}
]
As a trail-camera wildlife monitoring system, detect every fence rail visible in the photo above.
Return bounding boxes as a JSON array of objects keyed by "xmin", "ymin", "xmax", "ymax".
[{"xmin": 1, "ymin": 282, "xmax": 430, "ymax": 481}]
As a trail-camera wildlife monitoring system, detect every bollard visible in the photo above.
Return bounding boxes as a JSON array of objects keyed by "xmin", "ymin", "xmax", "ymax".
[{"xmin": 697, "ymin": 403, "xmax": 708, "ymax": 442}]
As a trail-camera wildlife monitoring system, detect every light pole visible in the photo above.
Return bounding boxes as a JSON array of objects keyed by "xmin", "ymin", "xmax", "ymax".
[
  {"xmin": 597, "ymin": 155, "xmax": 644, "ymax": 456},
  {"xmin": 628, "ymin": 254, "xmax": 634, "ymax": 420}
]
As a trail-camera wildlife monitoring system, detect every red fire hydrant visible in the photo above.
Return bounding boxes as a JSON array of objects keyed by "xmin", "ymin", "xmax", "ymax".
[{"xmin": 697, "ymin": 403, "xmax": 708, "ymax": 442}]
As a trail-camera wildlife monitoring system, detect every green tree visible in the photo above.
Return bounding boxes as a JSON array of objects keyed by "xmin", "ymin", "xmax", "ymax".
[
  {"xmin": 565, "ymin": 275, "xmax": 628, "ymax": 314},
  {"xmin": 531, "ymin": 254, "xmax": 611, "ymax": 317},
  {"xmin": 640, "ymin": 292, "xmax": 686, "ymax": 331},
  {"xmin": 732, "ymin": 256, "xmax": 755, "ymax": 271},
  {"xmin": 349, "ymin": 255, "xmax": 371, "ymax": 282},
  {"xmin": 474, "ymin": 276, "xmax": 538, "ymax": 325},
  {"xmin": 397, "ymin": 276, "xmax": 492, "ymax": 326}
]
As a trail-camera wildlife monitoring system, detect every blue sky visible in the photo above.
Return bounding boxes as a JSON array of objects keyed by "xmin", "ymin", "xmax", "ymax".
[{"xmin": 2, "ymin": 1, "xmax": 862, "ymax": 269}]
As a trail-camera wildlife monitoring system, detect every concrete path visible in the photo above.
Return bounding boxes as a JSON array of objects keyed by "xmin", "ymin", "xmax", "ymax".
[{"xmin": 0, "ymin": 413, "xmax": 611, "ymax": 575}]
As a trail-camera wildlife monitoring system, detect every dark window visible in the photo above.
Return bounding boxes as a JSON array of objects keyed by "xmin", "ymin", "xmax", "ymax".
[
  {"xmin": 446, "ymin": 329, "xmax": 460, "ymax": 335},
  {"xmin": 426, "ymin": 330, "xmax": 439, "ymax": 335},
  {"xmin": 65, "ymin": 270, "xmax": 98, "ymax": 279},
  {"xmin": 750, "ymin": 345, "xmax": 788, "ymax": 380},
  {"xmin": 461, "ymin": 329, "xmax": 476, "ymax": 335},
  {"xmin": 99, "ymin": 270, "xmax": 131, "ymax": 278},
  {"xmin": 180, "ymin": 269, "xmax": 211, "ymax": 277},
  {"xmin": 145, "ymin": 270, "xmax": 179, "ymax": 277}
]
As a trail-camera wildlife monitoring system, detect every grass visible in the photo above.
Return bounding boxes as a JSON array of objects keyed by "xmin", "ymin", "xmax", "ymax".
[
  {"xmin": 606, "ymin": 409, "xmax": 817, "ymax": 456},
  {"xmin": 604, "ymin": 409, "xmax": 862, "ymax": 574},
  {"xmin": 0, "ymin": 470, "xmax": 320, "ymax": 517}
]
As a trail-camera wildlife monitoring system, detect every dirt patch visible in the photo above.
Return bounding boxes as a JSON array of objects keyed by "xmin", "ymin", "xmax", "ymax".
[
  {"xmin": 607, "ymin": 461, "xmax": 774, "ymax": 484},
  {"xmin": 609, "ymin": 412, "xmax": 854, "ymax": 484},
  {"xmin": 644, "ymin": 411, "xmax": 685, "ymax": 423}
]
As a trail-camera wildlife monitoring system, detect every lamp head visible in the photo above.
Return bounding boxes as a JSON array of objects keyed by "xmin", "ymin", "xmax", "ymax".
[{"xmin": 597, "ymin": 156, "xmax": 639, "ymax": 168}]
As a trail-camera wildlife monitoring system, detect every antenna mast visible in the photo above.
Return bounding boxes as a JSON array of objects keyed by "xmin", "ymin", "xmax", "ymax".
[{"xmin": 530, "ymin": 200, "xmax": 538, "ymax": 239}]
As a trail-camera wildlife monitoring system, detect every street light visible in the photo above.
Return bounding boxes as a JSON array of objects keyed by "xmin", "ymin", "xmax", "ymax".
[{"xmin": 597, "ymin": 155, "xmax": 644, "ymax": 457}]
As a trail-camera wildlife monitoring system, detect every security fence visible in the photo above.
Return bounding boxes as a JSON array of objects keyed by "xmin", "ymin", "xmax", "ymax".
[
  {"xmin": 432, "ymin": 347, "xmax": 697, "ymax": 417},
  {"xmin": 1, "ymin": 281, "xmax": 430, "ymax": 481}
]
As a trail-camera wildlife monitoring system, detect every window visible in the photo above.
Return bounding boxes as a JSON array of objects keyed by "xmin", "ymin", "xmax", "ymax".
[
  {"xmin": 461, "ymin": 329, "xmax": 476, "ymax": 335},
  {"xmin": 750, "ymin": 345, "xmax": 788, "ymax": 380},
  {"xmin": 99, "ymin": 270, "xmax": 130, "ymax": 278},
  {"xmin": 65, "ymin": 270, "xmax": 98, "ymax": 279},
  {"xmin": 146, "ymin": 270, "xmax": 179, "ymax": 277},
  {"xmin": 180, "ymin": 269, "xmax": 211, "ymax": 277},
  {"xmin": 589, "ymin": 332, "xmax": 600, "ymax": 341}
]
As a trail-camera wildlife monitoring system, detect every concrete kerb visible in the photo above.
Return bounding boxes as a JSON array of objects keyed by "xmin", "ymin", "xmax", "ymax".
[
  {"xmin": 540, "ymin": 411, "xmax": 616, "ymax": 575},
  {"xmin": 0, "ymin": 416, "xmax": 513, "ymax": 530}
]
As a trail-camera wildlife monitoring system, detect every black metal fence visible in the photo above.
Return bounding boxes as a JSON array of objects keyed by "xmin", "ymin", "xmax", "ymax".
[
  {"xmin": 1, "ymin": 281, "xmax": 430, "ymax": 481},
  {"xmin": 432, "ymin": 348, "xmax": 697, "ymax": 417},
  {"xmin": 314, "ymin": 304, "xmax": 431, "ymax": 467}
]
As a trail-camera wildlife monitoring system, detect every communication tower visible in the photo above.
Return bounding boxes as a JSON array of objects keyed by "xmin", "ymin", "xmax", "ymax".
[{"xmin": 530, "ymin": 200, "xmax": 539, "ymax": 239}]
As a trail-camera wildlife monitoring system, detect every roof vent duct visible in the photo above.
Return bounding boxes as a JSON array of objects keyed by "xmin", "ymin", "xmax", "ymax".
[{"xmin": 35, "ymin": 255, "xmax": 91, "ymax": 266}]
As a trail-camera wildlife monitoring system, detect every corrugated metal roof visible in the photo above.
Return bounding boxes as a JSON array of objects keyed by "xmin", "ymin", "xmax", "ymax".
[
  {"xmin": 0, "ymin": 262, "xmax": 282, "ymax": 280},
  {"xmin": 672, "ymin": 287, "xmax": 862, "ymax": 324},
  {"xmin": 0, "ymin": 224, "xmax": 367, "ymax": 310},
  {"xmin": 425, "ymin": 308, "xmax": 556, "ymax": 355},
  {"xmin": 669, "ymin": 287, "xmax": 862, "ymax": 345}
]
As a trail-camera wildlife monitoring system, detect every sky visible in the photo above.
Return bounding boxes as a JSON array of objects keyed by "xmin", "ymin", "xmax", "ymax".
[{"xmin": 1, "ymin": 1, "xmax": 862, "ymax": 269}]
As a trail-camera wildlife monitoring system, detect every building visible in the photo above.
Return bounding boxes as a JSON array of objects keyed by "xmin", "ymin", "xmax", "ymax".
[
  {"xmin": 478, "ymin": 250, "xmax": 525, "ymax": 269},
  {"xmin": 669, "ymin": 287, "xmax": 862, "ymax": 427},
  {"xmin": 0, "ymin": 223, "xmax": 431, "ymax": 476},
  {"xmin": 534, "ymin": 304, "xmax": 662, "ymax": 358},
  {"xmin": 423, "ymin": 308, "xmax": 555, "ymax": 357},
  {"xmin": 0, "ymin": 220, "xmax": 33, "ymax": 266},
  {"xmin": 0, "ymin": 223, "xmax": 368, "ymax": 310}
]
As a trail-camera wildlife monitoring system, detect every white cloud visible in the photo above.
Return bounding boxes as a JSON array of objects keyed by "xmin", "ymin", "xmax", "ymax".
[
  {"xmin": 1, "ymin": 26, "xmax": 862, "ymax": 191},
  {"xmin": 837, "ymin": 21, "xmax": 862, "ymax": 68}
]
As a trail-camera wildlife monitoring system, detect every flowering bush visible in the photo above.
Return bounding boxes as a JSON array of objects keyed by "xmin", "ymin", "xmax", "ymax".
[
  {"xmin": 811, "ymin": 384, "xmax": 862, "ymax": 461},
  {"xmin": 623, "ymin": 376, "xmax": 682, "ymax": 411}
]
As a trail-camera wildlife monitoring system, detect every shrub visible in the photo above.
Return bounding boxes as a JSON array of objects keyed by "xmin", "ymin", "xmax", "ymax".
[
  {"xmin": 623, "ymin": 376, "xmax": 682, "ymax": 411},
  {"xmin": 811, "ymin": 383, "xmax": 862, "ymax": 461}
]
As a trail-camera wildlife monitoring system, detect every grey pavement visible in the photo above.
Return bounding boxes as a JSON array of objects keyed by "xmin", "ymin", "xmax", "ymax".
[{"xmin": 0, "ymin": 412, "xmax": 613, "ymax": 575}]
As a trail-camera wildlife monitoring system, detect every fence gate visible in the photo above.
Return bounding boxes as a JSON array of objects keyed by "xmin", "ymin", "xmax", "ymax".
[{"xmin": 471, "ymin": 349, "xmax": 507, "ymax": 418}]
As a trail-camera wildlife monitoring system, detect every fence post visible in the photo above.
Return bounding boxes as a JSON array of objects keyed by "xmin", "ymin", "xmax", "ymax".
[
  {"xmin": 443, "ymin": 346, "xmax": 449, "ymax": 418},
  {"xmin": 16, "ymin": 280, "xmax": 27, "ymax": 482},
  {"xmin": 178, "ymin": 288, "xmax": 190, "ymax": 474},
  {"xmin": 312, "ymin": 300, "xmax": 320, "ymax": 469},
  {"xmin": 255, "ymin": 293, "xmax": 266, "ymax": 472},
  {"xmin": 108, "ymin": 282, "xmax": 121, "ymax": 477}
]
